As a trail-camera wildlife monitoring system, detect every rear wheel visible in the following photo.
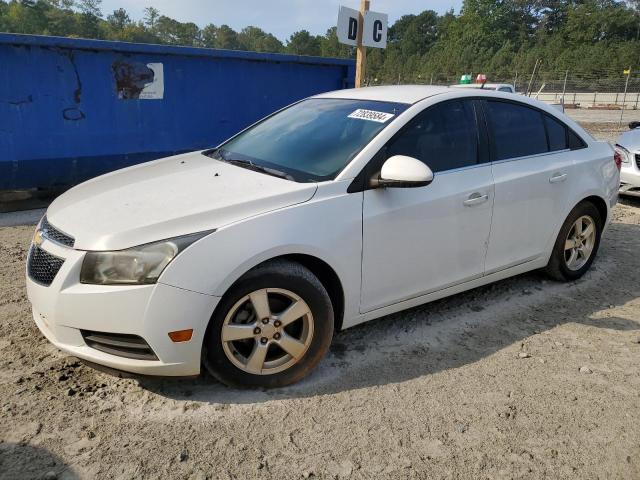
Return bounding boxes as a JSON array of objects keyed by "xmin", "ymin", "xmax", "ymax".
[
  {"xmin": 545, "ymin": 202, "xmax": 602, "ymax": 281},
  {"xmin": 204, "ymin": 260, "xmax": 334, "ymax": 388}
]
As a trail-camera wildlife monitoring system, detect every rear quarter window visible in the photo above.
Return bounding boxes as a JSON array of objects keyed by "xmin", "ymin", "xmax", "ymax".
[
  {"xmin": 568, "ymin": 129, "xmax": 587, "ymax": 150},
  {"xmin": 544, "ymin": 115, "xmax": 568, "ymax": 151}
]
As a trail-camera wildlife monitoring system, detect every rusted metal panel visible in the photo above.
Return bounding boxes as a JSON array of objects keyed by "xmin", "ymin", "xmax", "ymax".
[{"xmin": 0, "ymin": 34, "xmax": 355, "ymax": 191}]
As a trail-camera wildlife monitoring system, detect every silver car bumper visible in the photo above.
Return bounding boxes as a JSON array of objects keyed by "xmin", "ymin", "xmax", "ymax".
[{"xmin": 620, "ymin": 152, "xmax": 640, "ymax": 196}]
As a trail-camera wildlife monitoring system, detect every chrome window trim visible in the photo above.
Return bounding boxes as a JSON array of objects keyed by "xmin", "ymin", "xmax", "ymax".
[
  {"xmin": 434, "ymin": 162, "xmax": 492, "ymax": 176},
  {"xmin": 490, "ymin": 148, "xmax": 571, "ymax": 166}
]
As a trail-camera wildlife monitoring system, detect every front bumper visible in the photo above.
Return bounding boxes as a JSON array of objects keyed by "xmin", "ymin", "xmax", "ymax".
[{"xmin": 26, "ymin": 237, "xmax": 219, "ymax": 376}]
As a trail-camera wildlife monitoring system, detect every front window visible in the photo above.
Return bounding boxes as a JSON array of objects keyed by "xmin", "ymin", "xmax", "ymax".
[
  {"xmin": 215, "ymin": 98, "xmax": 408, "ymax": 182},
  {"xmin": 386, "ymin": 100, "xmax": 480, "ymax": 172}
]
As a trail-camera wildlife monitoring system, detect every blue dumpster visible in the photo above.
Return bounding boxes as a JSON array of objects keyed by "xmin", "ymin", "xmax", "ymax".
[{"xmin": 0, "ymin": 33, "xmax": 355, "ymax": 191}]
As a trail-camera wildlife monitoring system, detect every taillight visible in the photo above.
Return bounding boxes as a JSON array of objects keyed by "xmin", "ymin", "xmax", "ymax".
[
  {"xmin": 614, "ymin": 145, "xmax": 631, "ymax": 170},
  {"xmin": 614, "ymin": 150, "xmax": 622, "ymax": 170}
]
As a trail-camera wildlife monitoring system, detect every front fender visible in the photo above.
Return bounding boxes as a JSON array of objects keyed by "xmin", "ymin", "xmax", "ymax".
[{"xmin": 158, "ymin": 181, "xmax": 363, "ymax": 322}]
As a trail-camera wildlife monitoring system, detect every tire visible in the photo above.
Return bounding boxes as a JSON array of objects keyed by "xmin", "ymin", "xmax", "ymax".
[
  {"xmin": 203, "ymin": 259, "xmax": 334, "ymax": 388},
  {"xmin": 544, "ymin": 201, "xmax": 603, "ymax": 282}
]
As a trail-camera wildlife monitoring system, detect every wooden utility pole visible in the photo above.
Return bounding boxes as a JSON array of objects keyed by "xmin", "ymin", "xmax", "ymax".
[{"xmin": 355, "ymin": 0, "xmax": 370, "ymax": 88}]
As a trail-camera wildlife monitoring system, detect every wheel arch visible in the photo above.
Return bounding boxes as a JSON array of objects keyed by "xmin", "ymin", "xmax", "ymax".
[
  {"xmin": 279, "ymin": 253, "xmax": 345, "ymax": 332},
  {"xmin": 543, "ymin": 194, "xmax": 608, "ymax": 281},
  {"xmin": 581, "ymin": 194, "xmax": 608, "ymax": 227},
  {"xmin": 543, "ymin": 193, "xmax": 610, "ymax": 263},
  {"xmin": 214, "ymin": 253, "xmax": 346, "ymax": 333}
]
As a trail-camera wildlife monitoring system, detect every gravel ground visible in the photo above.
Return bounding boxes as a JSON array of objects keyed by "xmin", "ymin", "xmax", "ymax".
[
  {"xmin": 565, "ymin": 108, "xmax": 638, "ymax": 126},
  {"xmin": 1, "ymin": 118, "xmax": 640, "ymax": 480}
]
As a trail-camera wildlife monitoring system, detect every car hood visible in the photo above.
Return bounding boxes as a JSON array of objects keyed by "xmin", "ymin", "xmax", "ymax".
[
  {"xmin": 617, "ymin": 127, "xmax": 640, "ymax": 152},
  {"xmin": 46, "ymin": 151, "xmax": 318, "ymax": 251}
]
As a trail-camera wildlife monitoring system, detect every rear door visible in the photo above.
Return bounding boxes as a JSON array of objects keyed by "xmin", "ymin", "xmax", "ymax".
[
  {"xmin": 483, "ymin": 99, "xmax": 581, "ymax": 273},
  {"xmin": 360, "ymin": 99, "xmax": 494, "ymax": 312}
]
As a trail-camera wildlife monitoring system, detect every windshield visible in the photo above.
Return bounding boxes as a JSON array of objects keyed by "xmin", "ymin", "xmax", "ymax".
[{"xmin": 217, "ymin": 98, "xmax": 408, "ymax": 182}]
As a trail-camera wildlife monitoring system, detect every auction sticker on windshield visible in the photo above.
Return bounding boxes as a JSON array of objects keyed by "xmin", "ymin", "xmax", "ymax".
[{"xmin": 348, "ymin": 109, "xmax": 395, "ymax": 123}]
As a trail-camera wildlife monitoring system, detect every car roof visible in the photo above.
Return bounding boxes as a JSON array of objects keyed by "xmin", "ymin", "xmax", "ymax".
[
  {"xmin": 313, "ymin": 85, "xmax": 583, "ymax": 121},
  {"xmin": 314, "ymin": 85, "xmax": 451, "ymax": 104}
]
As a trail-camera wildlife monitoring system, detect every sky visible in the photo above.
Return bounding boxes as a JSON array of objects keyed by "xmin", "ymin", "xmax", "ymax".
[{"xmin": 99, "ymin": 0, "xmax": 463, "ymax": 41}]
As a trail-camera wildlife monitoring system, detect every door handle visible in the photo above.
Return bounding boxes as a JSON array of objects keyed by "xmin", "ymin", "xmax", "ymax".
[
  {"xmin": 549, "ymin": 173, "xmax": 567, "ymax": 183},
  {"xmin": 463, "ymin": 192, "xmax": 489, "ymax": 206}
]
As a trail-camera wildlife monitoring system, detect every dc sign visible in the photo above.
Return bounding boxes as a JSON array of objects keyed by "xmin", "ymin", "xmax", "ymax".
[{"xmin": 337, "ymin": 5, "xmax": 388, "ymax": 49}]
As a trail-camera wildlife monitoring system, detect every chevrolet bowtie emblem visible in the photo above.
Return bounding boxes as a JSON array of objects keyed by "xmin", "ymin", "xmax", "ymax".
[{"xmin": 33, "ymin": 229, "xmax": 44, "ymax": 246}]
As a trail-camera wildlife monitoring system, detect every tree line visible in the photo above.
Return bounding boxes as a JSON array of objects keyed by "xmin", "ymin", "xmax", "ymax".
[{"xmin": 1, "ymin": 0, "xmax": 639, "ymax": 83}]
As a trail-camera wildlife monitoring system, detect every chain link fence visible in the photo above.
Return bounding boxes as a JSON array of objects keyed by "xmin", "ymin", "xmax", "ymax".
[
  {"xmin": 372, "ymin": 69, "xmax": 640, "ymax": 109},
  {"xmin": 524, "ymin": 71, "xmax": 640, "ymax": 109}
]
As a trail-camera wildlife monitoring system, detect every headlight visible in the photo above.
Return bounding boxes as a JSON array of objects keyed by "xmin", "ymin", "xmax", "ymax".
[
  {"xmin": 615, "ymin": 144, "xmax": 631, "ymax": 164},
  {"xmin": 80, "ymin": 232, "xmax": 211, "ymax": 285}
]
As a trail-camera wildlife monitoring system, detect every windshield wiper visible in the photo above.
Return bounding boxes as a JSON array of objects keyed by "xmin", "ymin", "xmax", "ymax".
[
  {"xmin": 205, "ymin": 149, "xmax": 293, "ymax": 180},
  {"xmin": 207, "ymin": 151, "xmax": 291, "ymax": 180},
  {"xmin": 227, "ymin": 159, "xmax": 293, "ymax": 180}
]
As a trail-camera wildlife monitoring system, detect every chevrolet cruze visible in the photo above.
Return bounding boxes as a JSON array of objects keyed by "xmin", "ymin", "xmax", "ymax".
[{"xmin": 26, "ymin": 86, "xmax": 619, "ymax": 387}]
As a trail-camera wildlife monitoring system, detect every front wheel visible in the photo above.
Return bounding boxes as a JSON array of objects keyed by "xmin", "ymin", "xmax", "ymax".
[
  {"xmin": 545, "ymin": 201, "xmax": 603, "ymax": 281},
  {"xmin": 204, "ymin": 260, "xmax": 334, "ymax": 388}
]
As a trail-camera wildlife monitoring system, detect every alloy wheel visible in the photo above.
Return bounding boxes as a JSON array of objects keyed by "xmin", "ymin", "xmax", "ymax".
[
  {"xmin": 564, "ymin": 215, "xmax": 596, "ymax": 271},
  {"xmin": 221, "ymin": 288, "xmax": 314, "ymax": 375}
]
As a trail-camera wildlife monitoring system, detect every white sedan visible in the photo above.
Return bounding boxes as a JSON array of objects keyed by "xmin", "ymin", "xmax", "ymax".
[{"xmin": 27, "ymin": 86, "xmax": 619, "ymax": 387}]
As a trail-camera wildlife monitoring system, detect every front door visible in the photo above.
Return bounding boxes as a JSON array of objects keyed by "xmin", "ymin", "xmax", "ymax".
[{"xmin": 360, "ymin": 99, "xmax": 494, "ymax": 312}]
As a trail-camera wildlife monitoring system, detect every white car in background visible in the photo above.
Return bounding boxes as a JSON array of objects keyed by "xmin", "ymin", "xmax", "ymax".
[
  {"xmin": 450, "ymin": 83, "xmax": 516, "ymax": 93},
  {"xmin": 615, "ymin": 122, "xmax": 640, "ymax": 197},
  {"xmin": 27, "ymin": 86, "xmax": 619, "ymax": 388}
]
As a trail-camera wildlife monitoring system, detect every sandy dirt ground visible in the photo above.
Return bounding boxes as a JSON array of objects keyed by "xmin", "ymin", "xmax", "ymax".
[
  {"xmin": 1, "ymin": 117, "xmax": 640, "ymax": 480},
  {"xmin": 565, "ymin": 108, "xmax": 638, "ymax": 126}
]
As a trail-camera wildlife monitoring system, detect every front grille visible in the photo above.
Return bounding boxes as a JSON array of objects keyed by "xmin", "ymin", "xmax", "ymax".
[
  {"xmin": 41, "ymin": 217, "xmax": 75, "ymax": 248},
  {"xmin": 27, "ymin": 245, "xmax": 65, "ymax": 286},
  {"xmin": 81, "ymin": 330, "xmax": 158, "ymax": 360},
  {"xmin": 635, "ymin": 154, "xmax": 640, "ymax": 170}
]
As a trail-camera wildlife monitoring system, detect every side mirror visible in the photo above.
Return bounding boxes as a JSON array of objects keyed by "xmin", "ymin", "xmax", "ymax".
[{"xmin": 372, "ymin": 155, "xmax": 434, "ymax": 188}]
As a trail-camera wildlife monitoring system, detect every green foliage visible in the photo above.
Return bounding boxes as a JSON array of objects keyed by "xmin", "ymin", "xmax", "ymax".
[
  {"xmin": 319, "ymin": 27, "xmax": 353, "ymax": 58},
  {"xmin": 214, "ymin": 24, "xmax": 240, "ymax": 49},
  {"xmin": 155, "ymin": 15, "xmax": 200, "ymax": 46},
  {"xmin": 107, "ymin": 7, "xmax": 130, "ymax": 31},
  {"xmin": 237, "ymin": 26, "xmax": 283, "ymax": 52},
  {"xmin": 0, "ymin": 0, "xmax": 638, "ymax": 82},
  {"xmin": 76, "ymin": 0, "xmax": 101, "ymax": 38},
  {"xmin": 143, "ymin": 6, "xmax": 159, "ymax": 30},
  {"xmin": 286, "ymin": 29, "xmax": 320, "ymax": 56}
]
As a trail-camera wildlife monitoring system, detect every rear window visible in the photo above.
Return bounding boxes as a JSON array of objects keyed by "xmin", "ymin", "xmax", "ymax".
[
  {"xmin": 486, "ymin": 101, "xmax": 548, "ymax": 160},
  {"xmin": 487, "ymin": 100, "xmax": 585, "ymax": 160}
]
